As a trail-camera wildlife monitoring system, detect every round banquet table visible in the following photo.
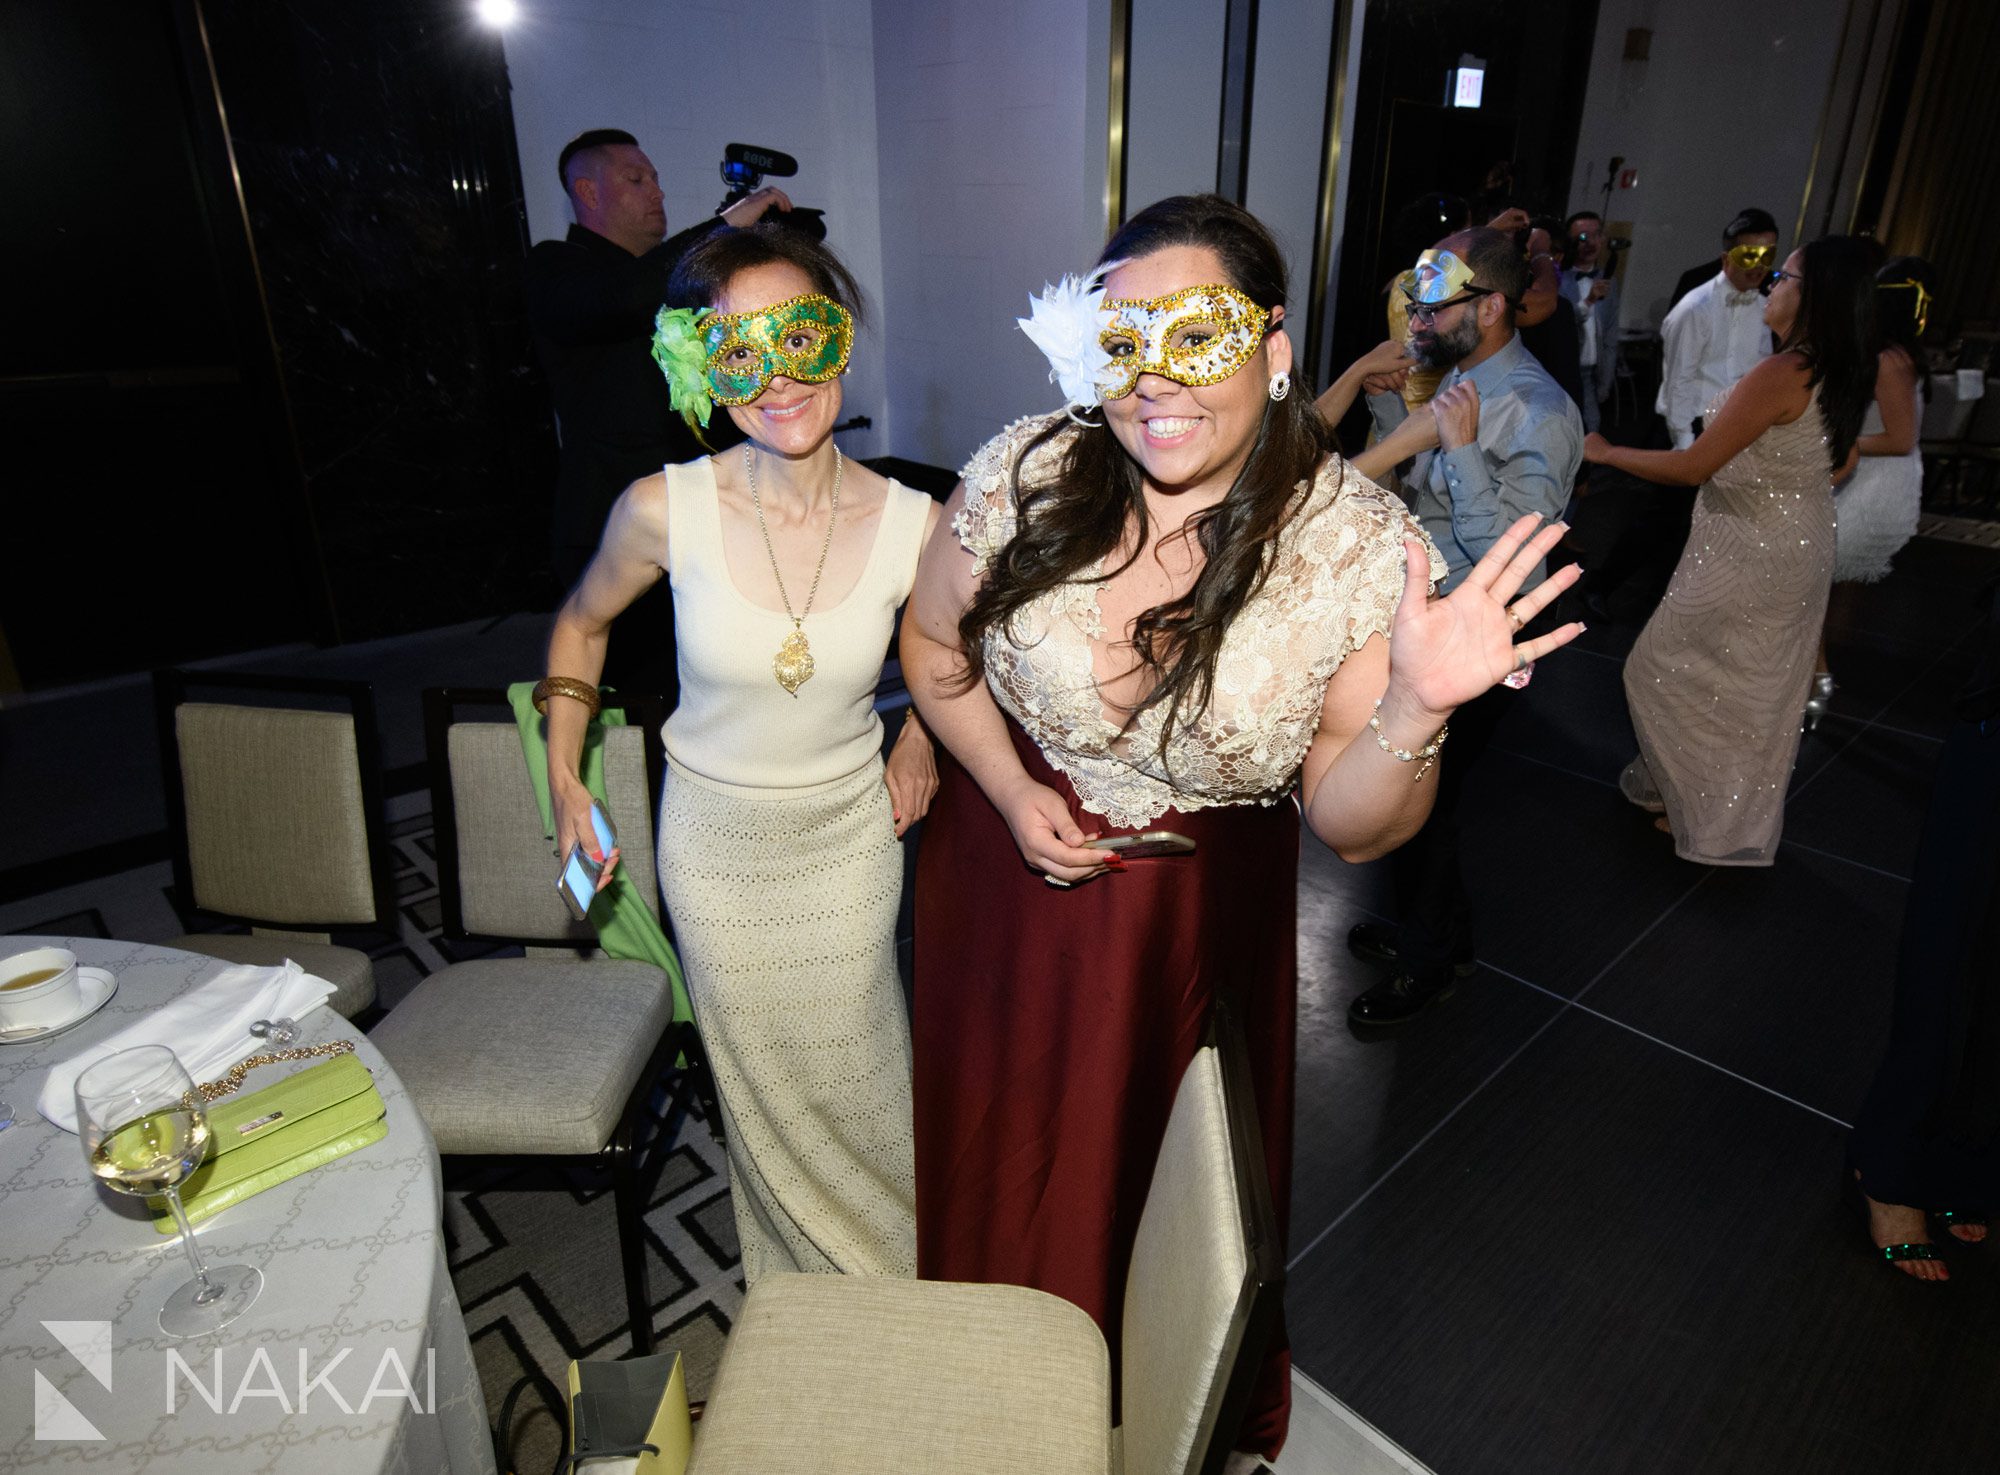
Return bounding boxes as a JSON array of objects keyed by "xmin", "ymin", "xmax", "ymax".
[{"xmin": 0, "ymin": 938, "xmax": 495, "ymax": 1475}]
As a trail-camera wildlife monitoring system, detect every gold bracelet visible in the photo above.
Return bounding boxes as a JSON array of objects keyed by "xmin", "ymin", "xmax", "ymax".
[
  {"xmin": 1368, "ymin": 699, "xmax": 1448, "ymax": 783},
  {"xmin": 532, "ymin": 676, "xmax": 602, "ymax": 718}
]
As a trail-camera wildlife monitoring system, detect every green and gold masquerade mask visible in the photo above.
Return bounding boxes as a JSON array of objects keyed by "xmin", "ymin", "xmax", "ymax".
[
  {"xmin": 1725, "ymin": 242, "xmax": 1777, "ymax": 275},
  {"xmin": 1399, "ymin": 249, "xmax": 1477, "ymax": 306},
  {"xmin": 1878, "ymin": 278, "xmax": 1933, "ymax": 335},
  {"xmin": 699, "ymin": 293, "xmax": 853, "ymax": 405},
  {"xmin": 1096, "ymin": 284, "xmax": 1271, "ymax": 400},
  {"xmin": 651, "ymin": 293, "xmax": 854, "ymax": 433}
]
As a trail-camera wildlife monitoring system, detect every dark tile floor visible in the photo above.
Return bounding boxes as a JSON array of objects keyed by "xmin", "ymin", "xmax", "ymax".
[{"xmin": 1285, "ymin": 535, "xmax": 2000, "ymax": 1473}]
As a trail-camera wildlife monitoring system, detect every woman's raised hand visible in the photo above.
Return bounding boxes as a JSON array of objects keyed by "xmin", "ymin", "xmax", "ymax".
[
  {"xmin": 1385, "ymin": 515, "xmax": 1585, "ymax": 722},
  {"xmin": 551, "ymin": 772, "xmax": 620, "ymax": 892}
]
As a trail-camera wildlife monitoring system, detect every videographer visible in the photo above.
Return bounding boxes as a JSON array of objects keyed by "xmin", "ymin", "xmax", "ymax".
[
  {"xmin": 526, "ymin": 129, "xmax": 790, "ymax": 700},
  {"xmin": 1559, "ymin": 210, "xmax": 1621, "ymax": 433}
]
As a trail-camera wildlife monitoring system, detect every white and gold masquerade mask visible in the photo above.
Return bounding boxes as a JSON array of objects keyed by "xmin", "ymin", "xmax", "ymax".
[{"xmin": 1096, "ymin": 284, "xmax": 1272, "ymax": 400}]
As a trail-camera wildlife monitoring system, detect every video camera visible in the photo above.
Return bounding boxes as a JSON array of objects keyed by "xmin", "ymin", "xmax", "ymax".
[{"xmin": 719, "ymin": 143, "xmax": 827, "ymax": 241}]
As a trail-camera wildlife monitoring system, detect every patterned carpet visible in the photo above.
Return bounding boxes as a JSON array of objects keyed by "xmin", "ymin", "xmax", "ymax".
[{"xmin": 0, "ymin": 794, "xmax": 744, "ymax": 1475}]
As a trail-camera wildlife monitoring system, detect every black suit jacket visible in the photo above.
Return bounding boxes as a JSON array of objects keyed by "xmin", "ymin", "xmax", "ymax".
[
  {"xmin": 526, "ymin": 220, "xmax": 739, "ymax": 573},
  {"xmin": 1518, "ymin": 296, "xmax": 1587, "ymax": 416}
]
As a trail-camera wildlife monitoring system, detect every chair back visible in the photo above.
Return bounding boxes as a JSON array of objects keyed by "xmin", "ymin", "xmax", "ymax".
[
  {"xmin": 1920, "ymin": 374, "xmax": 1975, "ymax": 443},
  {"xmin": 1967, "ymin": 376, "xmax": 2000, "ymax": 446},
  {"xmin": 1120, "ymin": 1000, "xmax": 1284, "ymax": 1475},
  {"xmin": 425, "ymin": 688, "xmax": 663, "ymax": 946},
  {"xmin": 155, "ymin": 670, "xmax": 393, "ymax": 931}
]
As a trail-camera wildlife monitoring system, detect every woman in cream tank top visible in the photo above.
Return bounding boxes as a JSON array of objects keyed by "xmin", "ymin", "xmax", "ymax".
[{"xmin": 542, "ymin": 225, "xmax": 940, "ymax": 1283}]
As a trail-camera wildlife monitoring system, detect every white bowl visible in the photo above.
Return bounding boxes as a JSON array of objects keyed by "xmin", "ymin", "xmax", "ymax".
[{"xmin": 0, "ymin": 946, "xmax": 85, "ymax": 1030}]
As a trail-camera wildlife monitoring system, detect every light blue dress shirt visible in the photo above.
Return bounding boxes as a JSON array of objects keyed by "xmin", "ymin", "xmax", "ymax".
[{"xmin": 1367, "ymin": 333, "xmax": 1584, "ymax": 594}]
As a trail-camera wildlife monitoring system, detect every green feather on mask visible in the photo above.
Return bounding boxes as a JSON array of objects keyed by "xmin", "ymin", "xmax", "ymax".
[{"xmin": 651, "ymin": 306, "xmax": 715, "ymax": 435}]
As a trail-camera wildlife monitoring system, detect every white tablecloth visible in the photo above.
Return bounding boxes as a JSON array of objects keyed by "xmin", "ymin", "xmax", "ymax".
[{"xmin": 0, "ymin": 938, "xmax": 495, "ymax": 1475}]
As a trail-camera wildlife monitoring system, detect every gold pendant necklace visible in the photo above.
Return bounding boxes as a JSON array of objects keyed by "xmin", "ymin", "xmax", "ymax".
[{"xmin": 746, "ymin": 444, "xmax": 841, "ymax": 695}]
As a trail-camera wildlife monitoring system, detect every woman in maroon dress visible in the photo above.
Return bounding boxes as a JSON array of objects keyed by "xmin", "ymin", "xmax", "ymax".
[{"xmin": 900, "ymin": 195, "xmax": 1581, "ymax": 1463}]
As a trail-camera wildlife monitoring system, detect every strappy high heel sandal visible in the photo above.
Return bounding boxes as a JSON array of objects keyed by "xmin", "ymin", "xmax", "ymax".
[
  {"xmin": 1843, "ymin": 1171, "xmax": 1945, "ymax": 1276},
  {"xmin": 1802, "ymin": 672, "xmax": 1835, "ymax": 732},
  {"xmin": 1931, "ymin": 1209, "xmax": 1990, "ymax": 1244}
]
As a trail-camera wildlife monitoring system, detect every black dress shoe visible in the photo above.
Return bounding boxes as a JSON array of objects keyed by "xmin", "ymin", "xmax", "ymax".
[
  {"xmin": 1347, "ymin": 969, "xmax": 1458, "ymax": 1026},
  {"xmin": 1346, "ymin": 923, "xmax": 1476, "ymax": 978}
]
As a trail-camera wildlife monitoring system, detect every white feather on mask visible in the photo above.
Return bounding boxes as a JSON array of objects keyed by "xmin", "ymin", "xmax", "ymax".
[{"xmin": 1018, "ymin": 273, "xmax": 1115, "ymax": 413}]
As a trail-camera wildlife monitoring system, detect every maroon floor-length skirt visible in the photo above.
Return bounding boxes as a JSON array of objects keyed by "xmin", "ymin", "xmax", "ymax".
[{"xmin": 914, "ymin": 720, "xmax": 1296, "ymax": 1456}]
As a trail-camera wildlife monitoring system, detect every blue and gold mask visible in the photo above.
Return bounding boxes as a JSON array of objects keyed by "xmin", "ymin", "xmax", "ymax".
[{"xmin": 1399, "ymin": 249, "xmax": 1477, "ymax": 305}]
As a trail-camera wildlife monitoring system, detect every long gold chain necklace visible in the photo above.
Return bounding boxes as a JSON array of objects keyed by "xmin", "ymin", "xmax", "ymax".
[{"xmin": 745, "ymin": 443, "xmax": 841, "ymax": 695}]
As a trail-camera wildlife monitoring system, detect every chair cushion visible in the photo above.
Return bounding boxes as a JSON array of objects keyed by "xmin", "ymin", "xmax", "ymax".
[
  {"xmin": 689, "ymin": 1274, "xmax": 1111, "ymax": 1475},
  {"xmin": 166, "ymin": 933, "xmax": 377, "ymax": 1020},
  {"xmin": 367, "ymin": 958, "xmax": 672, "ymax": 1155},
  {"xmin": 177, "ymin": 703, "xmax": 378, "ymax": 925}
]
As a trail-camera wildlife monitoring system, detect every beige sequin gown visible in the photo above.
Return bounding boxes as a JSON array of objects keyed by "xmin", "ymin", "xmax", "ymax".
[{"xmin": 1620, "ymin": 390, "xmax": 1833, "ymax": 865}]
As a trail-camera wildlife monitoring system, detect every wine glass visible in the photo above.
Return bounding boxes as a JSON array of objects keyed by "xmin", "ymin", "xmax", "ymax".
[{"xmin": 75, "ymin": 1045, "xmax": 263, "ymax": 1337}]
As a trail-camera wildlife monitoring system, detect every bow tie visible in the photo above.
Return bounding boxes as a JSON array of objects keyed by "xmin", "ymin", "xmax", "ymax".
[{"xmin": 1726, "ymin": 289, "xmax": 1760, "ymax": 307}]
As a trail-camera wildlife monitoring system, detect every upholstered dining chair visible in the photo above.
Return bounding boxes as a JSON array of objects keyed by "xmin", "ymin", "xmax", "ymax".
[
  {"xmin": 370, "ymin": 687, "xmax": 705, "ymax": 1355},
  {"xmin": 156, "ymin": 669, "xmax": 398, "ymax": 1020},
  {"xmin": 685, "ymin": 1002, "xmax": 1285, "ymax": 1475}
]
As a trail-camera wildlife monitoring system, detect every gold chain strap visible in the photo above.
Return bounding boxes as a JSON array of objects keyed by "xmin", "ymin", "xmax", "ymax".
[{"xmin": 195, "ymin": 1040, "xmax": 357, "ymax": 1103}]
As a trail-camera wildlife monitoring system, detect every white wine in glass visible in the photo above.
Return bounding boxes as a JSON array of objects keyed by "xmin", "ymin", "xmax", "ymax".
[{"xmin": 75, "ymin": 1045, "xmax": 263, "ymax": 1337}]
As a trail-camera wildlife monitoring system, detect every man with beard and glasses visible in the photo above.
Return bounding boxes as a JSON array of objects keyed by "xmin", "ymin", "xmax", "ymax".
[{"xmin": 1342, "ymin": 226, "xmax": 1583, "ymax": 1025}]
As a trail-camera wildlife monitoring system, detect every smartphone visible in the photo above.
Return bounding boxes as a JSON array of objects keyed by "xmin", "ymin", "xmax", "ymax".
[
  {"xmin": 555, "ymin": 803, "xmax": 619, "ymax": 921},
  {"xmin": 1084, "ymin": 829, "xmax": 1197, "ymax": 860}
]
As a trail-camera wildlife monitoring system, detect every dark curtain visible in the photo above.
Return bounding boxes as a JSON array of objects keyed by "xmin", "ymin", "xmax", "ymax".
[{"xmin": 1875, "ymin": 0, "xmax": 2000, "ymax": 334}]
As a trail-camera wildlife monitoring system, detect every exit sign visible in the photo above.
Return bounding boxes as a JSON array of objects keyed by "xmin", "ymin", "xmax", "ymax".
[{"xmin": 1448, "ymin": 55, "xmax": 1485, "ymax": 108}]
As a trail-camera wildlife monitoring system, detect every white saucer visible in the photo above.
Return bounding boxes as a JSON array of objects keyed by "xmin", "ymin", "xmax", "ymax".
[{"xmin": 0, "ymin": 967, "xmax": 119, "ymax": 1046}]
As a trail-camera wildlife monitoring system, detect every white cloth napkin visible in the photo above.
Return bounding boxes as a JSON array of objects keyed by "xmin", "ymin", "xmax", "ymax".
[{"xmin": 36, "ymin": 960, "xmax": 336, "ymax": 1132}]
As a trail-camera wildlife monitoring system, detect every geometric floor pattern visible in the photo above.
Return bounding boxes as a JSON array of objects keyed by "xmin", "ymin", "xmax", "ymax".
[
  {"xmin": 0, "ymin": 792, "xmax": 744, "ymax": 1475},
  {"xmin": 448, "ymin": 1131, "xmax": 742, "ymax": 1472}
]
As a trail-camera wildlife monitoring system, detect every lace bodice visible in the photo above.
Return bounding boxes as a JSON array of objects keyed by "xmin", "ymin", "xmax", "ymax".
[{"xmin": 955, "ymin": 413, "xmax": 1443, "ymax": 828}]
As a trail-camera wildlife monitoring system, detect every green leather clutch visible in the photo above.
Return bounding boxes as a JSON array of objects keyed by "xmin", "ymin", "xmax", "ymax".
[{"xmin": 151, "ymin": 1053, "xmax": 387, "ymax": 1232}]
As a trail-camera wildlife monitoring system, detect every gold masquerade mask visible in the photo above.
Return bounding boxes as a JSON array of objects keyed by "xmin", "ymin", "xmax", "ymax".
[
  {"xmin": 698, "ymin": 293, "xmax": 853, "ymax": 405},
  {"xmin": 1725, "ymin": 243, "xmax": 1777, "ymax": 275},
  {"xmin": 1399, "ymin": 249, "xmax": 1478, "ymax": 306},
  {"xmin": 1878, "ymin": 278, "xmax": 1933, "ymax": 335},
  {"xmin": 1097, "ymin": 284, "xmax": 1271, "ymax": 399}
]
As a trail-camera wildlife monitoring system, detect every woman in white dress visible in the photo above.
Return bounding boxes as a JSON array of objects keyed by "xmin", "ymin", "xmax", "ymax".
[
  {"xmin": 1813, "ymin": 256, "xmax": 1933, "ymax": 719},
  {"xmin": 542, "ymin": 225, "xmax": 941, "ymax": 1283}
]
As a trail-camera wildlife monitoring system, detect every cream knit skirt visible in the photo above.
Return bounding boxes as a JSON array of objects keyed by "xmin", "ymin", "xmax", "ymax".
[{"xmin": 657, "ymin": 755, "xmax": 915, "ymax": 1284}]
